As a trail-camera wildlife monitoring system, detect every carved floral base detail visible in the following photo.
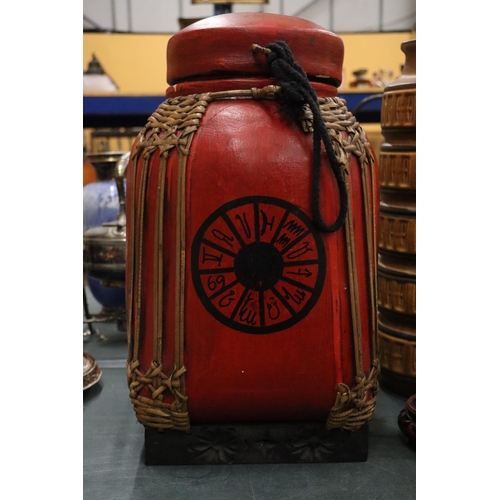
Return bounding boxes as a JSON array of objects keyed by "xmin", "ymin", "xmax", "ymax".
[{"xmin": 144, "ymin": 422, "xmax": 369, "ymax": 465}]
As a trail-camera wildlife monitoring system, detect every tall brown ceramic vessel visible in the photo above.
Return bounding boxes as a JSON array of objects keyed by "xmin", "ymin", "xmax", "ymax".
[{"xmin": 378, "ymin": 39, "xmax": 416, "ymax": 397}]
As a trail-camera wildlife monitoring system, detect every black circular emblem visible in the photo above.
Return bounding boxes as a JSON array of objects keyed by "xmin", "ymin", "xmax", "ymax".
[{"xmin": 191, "ymin": 196, "xmax": 326, "ymax": 334}]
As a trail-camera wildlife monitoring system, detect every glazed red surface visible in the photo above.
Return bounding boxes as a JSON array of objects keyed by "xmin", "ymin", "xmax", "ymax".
[
  {"xmin": 167, "ymin": 12, "xmax": 344, "ymax": 86},
  {"xmin": 128, "ymin": 96, "xmax": 377, "ymax": 423}
]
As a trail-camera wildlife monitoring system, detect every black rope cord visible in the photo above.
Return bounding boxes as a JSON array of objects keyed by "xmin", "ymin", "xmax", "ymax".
[{"xmin": 255, "ymin": 40, "xmax": 348, "ymax": 233}]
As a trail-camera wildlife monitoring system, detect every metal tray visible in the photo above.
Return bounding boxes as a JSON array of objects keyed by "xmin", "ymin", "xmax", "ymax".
[{"xmin": 83, "ymin": 352, "xmax": 102, "ymax": 391}]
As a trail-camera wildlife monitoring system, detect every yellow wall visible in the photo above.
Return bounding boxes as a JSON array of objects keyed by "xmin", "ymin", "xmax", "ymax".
[
  {"xmin": 83, "ymin": 33, "xmax": 173, "ymax": 95},
  {"xmin": 83, "ymin": 30, "xmax": 415, "ymax": 95},
  {"xmin": 339, "ymin": 31, "xmax": 415, "ymax": 89}
]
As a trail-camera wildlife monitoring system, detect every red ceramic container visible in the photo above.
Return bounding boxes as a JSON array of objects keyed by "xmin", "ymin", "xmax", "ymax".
[{"xmin": 126, "ymin": 12, "xmax": 380, "ymax": 434}]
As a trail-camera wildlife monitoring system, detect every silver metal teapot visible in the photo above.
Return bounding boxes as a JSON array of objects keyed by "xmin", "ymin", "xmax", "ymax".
[{"xmin": 83, "ymin": 152, "xmax": 129, "ymax": 287}]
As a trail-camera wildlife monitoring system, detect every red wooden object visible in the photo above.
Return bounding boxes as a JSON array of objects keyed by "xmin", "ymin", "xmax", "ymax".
[{"xmin": 126, "ymin": 13, "xmax": 380, "ymax": 434}]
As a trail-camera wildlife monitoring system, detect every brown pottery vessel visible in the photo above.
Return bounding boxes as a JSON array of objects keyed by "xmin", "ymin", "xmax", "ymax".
[{"xmin": 378, "ymin": 39, "xmax": 416, "ymax": 397}]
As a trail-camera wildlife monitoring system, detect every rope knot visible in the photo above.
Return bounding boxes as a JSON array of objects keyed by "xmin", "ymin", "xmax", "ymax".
[{"xmin": 279, "ymin": 81, "xmax": 308, "ymax": 120}]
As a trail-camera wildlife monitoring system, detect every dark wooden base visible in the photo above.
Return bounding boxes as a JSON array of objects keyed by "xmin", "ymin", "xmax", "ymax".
[
  {"xmin": 144, "ymin": 422, "xmax": 369, "ymax": 465},
  {"xmin": 398, "ymin": 394, "xmax": 416, "ymax": 447}
]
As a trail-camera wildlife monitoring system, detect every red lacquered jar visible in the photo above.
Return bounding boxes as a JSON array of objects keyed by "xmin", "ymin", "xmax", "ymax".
[{"xmin": 126, "ymin": 13, "xmax": 380, "ymax": 437}]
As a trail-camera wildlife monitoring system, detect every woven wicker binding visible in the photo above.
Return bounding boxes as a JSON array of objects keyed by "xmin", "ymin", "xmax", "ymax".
[
  {"xmin": 127, "ymin": 361, "xmax": 189, "ymax": 430},
  {"xmin": 127, "ymin": 87, "xmax": 379, "ymax": 433}
]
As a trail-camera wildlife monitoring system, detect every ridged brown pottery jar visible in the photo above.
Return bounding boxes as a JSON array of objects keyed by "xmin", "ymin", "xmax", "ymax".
[
  {"xmin": 378, "ymin": 39, "xmax": 416, "ymax": 396},
  {"xmin": 126, "ymin": 12, "xmax": 380, "ymax": 465}
]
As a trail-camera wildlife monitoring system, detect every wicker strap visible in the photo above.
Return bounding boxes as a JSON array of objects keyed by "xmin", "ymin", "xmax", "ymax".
[
  {"xmin": 320, "ymin": 98, "xmax": 379, "ymax": 361},
  {"xmin": 127, "ymin": 95, "xmax": 211, "ymax": 432},
  {"xmin": 314, "ymin": 98, "xmax": 380, "ymax": 431}
]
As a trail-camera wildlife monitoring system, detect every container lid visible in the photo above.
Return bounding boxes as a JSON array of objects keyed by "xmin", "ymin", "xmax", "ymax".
[{"xmin": 167, "ymin": 12, "xmax": 344, "ymax": 87}]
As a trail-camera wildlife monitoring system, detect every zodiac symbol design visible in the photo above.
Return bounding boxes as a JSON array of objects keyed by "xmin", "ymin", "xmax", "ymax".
[{"xmin": 192, "ymin": 196, "xmax": 326, "ymax": 334}]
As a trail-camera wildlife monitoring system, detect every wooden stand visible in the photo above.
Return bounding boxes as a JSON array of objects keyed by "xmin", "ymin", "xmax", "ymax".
[
  {"xmin": 398, "ymin": 394, "xmax": 416, "ymax": 447},
  {"xmin": 144, "ymin": 422, "xmax": 369, "ymax": 465}
]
